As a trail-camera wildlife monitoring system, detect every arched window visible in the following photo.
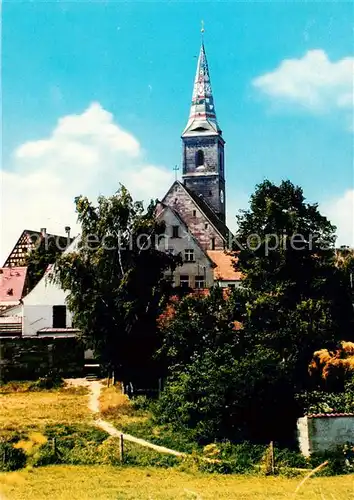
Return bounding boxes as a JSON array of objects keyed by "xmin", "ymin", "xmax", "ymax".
[
  {"xmin": 219, "ymin": 150, "xmax": 224, "ymax": 174},
  {"xmin": 196, "ymin": 150, "xmax": 204, "ymax": 167}
]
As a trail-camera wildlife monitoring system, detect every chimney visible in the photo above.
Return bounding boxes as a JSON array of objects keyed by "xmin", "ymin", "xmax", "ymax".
[{"xmin": 40, "ymin": 228, "xmax": 47, "ymax": 237}]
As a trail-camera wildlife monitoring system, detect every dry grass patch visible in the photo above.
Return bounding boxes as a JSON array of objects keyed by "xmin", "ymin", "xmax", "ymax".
[
  {"xmin": 1, "ymin": 465, "xmax": 353, "ymax": 500},
  {"xmin": 0, "ymin": 385, "xmax": 90, "ymax": 435},
  {"xmin": 99, "ymin": 385, "xmax": 149, "ymax": 427}
]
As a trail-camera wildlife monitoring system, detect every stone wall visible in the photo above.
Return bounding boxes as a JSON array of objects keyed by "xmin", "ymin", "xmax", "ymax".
[
  {"xmin": 0, "ymin": 336, "xmax": 85, "ymax": 382},
  {"xmin": 297, "ymin": 414, "xmax": 354, "ymax": 456}
]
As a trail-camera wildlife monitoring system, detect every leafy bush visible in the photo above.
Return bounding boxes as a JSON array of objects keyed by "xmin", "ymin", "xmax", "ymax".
[
  {"xmin": 296, "ymin": 386, "xmax": 354, "ymax": 415},
  {"xmin": 131, "ymin": 395, "xmax": 152, "ymax": 413},
  {"xmin": 31, "ymin": 442, "xmax": 61, "ymax": 467},
  {"xmin": 309, "ymin": 444, "xmax": 354, "ymax": 475},
  {"xmin": 274, "ymin": 448, "xmax": 309, "ymax": 469},
  {"xmin": 0, "ymin": 440, "xmax": 27, "ymax": 472},
  {"xmin": 30, "ymin": 371, "xmax": 64, "ymax": 390}
]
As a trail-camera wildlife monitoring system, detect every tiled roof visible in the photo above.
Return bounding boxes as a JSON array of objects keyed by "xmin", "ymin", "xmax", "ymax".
[
  {"xmin": 307, "ymin": 413, "xmax": 354, "ymax": 418},
  {"xmin": 0, "ymin": 267, "xmax": 27, "ymax": 304},
  {"xmin": 207, "ymin": 250, "xmax": 242, "ymax": 281}
]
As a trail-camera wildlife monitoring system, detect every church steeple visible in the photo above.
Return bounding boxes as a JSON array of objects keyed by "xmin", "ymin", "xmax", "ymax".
[
  {"xmin": 181, "ymin": 32, "xmax": 226, "ymax": 223},
  {"xmin": 182, "ymin": 41, "xmax": 221, "ymax": 137}
]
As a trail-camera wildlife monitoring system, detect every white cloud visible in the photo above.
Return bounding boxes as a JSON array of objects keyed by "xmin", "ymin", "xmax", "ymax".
[
  {"xmin": 321, "ymin": 189, "xmax": 354, "ymax": 247},
  {"xmin": 253, "ymin": 50, "xmax": 354, "ymax": 118},
  {"xmin": 1, "ymin": 103, "xmax": 173, "ymax": 264}
]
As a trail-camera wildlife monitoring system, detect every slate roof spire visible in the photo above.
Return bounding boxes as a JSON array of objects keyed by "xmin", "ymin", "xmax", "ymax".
[{"xmin": 182, "ymin": 29, "xmax": 221, "ymax": 137}]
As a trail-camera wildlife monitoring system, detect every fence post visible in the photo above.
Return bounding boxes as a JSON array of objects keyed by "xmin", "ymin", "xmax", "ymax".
[
  {"xmin": 269, "ymin": 441, "xmax": 275, "ymax": 475},
  {"xmin": 119, "ymin": 433, "xmax": 124, "ymax": 463}
]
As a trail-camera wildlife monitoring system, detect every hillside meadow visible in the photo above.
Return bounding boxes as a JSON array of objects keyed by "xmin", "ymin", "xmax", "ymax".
[{"xmin": 1, "ymin": 381, "xmax": 353, "ymax": 500}]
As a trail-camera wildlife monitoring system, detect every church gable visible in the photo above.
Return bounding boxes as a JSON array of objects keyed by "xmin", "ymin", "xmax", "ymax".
[
  {"xmin": 162, "ymin": 182, "xmax": 227, "ymax": 251},
  {"xmin": 156, "ymin": 204, "xmax": 215, "ymax": 289}
]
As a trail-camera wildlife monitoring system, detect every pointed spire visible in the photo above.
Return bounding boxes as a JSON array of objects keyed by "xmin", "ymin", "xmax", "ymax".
[{"xmin": 182, "ymin": 31, "xmax": 221, "ymax": 137}]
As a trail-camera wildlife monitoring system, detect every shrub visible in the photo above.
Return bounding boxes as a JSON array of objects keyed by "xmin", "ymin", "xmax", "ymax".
[
  {"xmin": 30, "ymin": 371, "xmax": 64, "ymax": 390},
  {"xmin": 275, "ymin": 447, "xmax": 309, "ymax": 469},
  {"xmin": 31, "ymin": 442, "xmax": 61, "ymax": 467},
  {"xmin": 0, "ymin": 440, "xmax": 27, "ymax": 471},
  {"xmin": 131, "ymin": 395, "xmax": 151, "ymax": 413},
  {"xmin": 309, "ymin": 444, "xmax": 354, "ymax": 475}
]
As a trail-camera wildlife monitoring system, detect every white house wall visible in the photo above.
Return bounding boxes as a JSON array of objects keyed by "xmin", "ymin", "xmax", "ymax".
[
  {"xmin": 157, "ymin": 207, "xmax": 214, "ymax": 288},
  {"xmin": 297, "ymin": 415, "xmax": 354, "ymax": 456},
  {"xmin": 23, "ymin": 305, "xmax": 73, "ymax": 336},
  {"xmin": 22, "ymin": 272, "xmax": 72, "ymax": 336}
]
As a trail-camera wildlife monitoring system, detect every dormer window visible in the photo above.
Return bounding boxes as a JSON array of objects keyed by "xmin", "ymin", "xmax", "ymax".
[{"xmin": 196, "ymin": 150, "xmax": 204, "ymax": 168}]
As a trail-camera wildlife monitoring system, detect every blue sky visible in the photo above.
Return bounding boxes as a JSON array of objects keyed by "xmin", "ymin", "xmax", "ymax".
[{"xmin": 2, "ymin": 1, "xmax": 353, "ymax": 260}]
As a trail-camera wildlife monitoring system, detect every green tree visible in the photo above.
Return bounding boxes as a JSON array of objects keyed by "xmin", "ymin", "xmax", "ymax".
[
  {"xmin": 232, "ymin": 180, "xmax": 354, "ymax": 389},
  {"xmin": 158, "ymin": 288, "xmax": 238, "ymax": 370},
  {"xmin": 53, "ymin": 186, "xmax": 179, "ymax": 384},
  {"xmin": 25, "ymin": 234, "xmax": 70, "ymax": 293},
  {"xmin": 156, "ymin": 180, "xmax": 353, "ymax": 445}
]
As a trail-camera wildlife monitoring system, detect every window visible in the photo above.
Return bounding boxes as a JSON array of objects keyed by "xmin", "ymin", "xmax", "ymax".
[
  {"xmin": 204, "ymin": 223, "xmax": 208, "ymax": 230},
  {"xmin": 184, "ymin": 249, "xmax": 195, "ymax": 262},
  {"xmin": 209, "ymin": 190, "xmax": 212, "ymax": 196},
  {"xmin": 228, "ymin": 284, "xmax": 236, "ymax": 289},
  {"xmin": 195, "ymin": 275, "xmax": 205, "ymax": 289},
  {"xmin": 196, "ymin": 150, "xmax": 204, "ymax": 167},
  {"xmin": 192, "ymin": 210, "xmax": 197, "ymax": 217},
  {"xmin": 172, "ymin": 225, "xmax": 179, "ymax": 238},
  {"xmin": 219, "ymin": 150, "xmax": 224, "ymax": 173},
  {"xmin": 211, "ymin": 238, "xmax": 215, "ymax": 250},
  {"xmin": 179, "ymin": 275, "xmax": 190, "ymax": 287},
  {"xmin": 53, "ymin": 305, "xmax": 66, "ymax": 328}
]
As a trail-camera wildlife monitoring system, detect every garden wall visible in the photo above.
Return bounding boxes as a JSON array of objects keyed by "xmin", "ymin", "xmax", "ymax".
[
  {"xmin": 297, "ymin": 414, "xmax": 354, "ymax": 456},
  {"xmin": 0, "ymin": 336, "xmax": 85, "ymax": 382}
]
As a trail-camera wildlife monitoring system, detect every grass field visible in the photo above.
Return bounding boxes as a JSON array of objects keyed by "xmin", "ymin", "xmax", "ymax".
[
  {"xmin": 1, "ymin": 465, "xmax": 353, "ymax": 500},
  {"xmin": 0, "ymin": 384, "xmax": 90, "ymax": 437},
  {"xmin": 1, "ymin": 382, "xmax": 353, "ymax": 499}
]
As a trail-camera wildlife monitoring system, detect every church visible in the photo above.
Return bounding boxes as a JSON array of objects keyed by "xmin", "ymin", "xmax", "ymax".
[
  {"xmin": 156, "ymin": 39, "xmax": 239, "ymax": 290},
  {"xmin": 0, "ymin": 37, "xmax": 240, "ymax": 341}
]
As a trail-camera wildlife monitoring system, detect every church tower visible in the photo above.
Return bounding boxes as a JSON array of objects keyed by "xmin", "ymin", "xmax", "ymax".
[{"xmin": 182, "ymin": 39, "xmax": 226, "ymax": 223}]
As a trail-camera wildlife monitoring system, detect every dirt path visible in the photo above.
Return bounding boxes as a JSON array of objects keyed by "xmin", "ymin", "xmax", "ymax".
[{"xmin": 66, "ymin": 378, "xmax": 186, "ymax": 458}]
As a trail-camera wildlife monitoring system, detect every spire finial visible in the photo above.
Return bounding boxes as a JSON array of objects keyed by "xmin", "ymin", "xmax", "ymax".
[{"xmin": 201, "ymin": 20, "xmax": 205, "ymax": 41}]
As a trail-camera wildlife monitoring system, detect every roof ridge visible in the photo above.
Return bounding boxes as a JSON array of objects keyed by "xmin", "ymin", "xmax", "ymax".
[{"xmin": 181, "ymin": 183, "xmax": 230, "ymax": 240}]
